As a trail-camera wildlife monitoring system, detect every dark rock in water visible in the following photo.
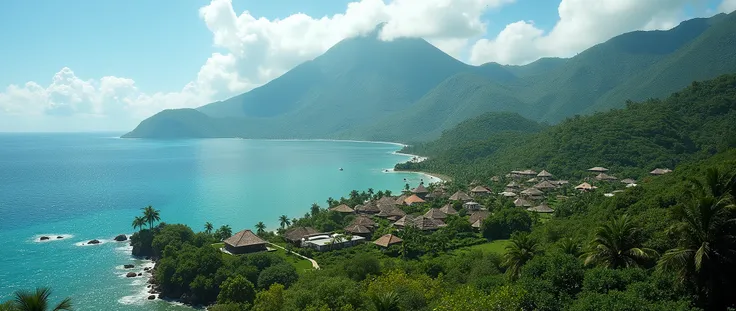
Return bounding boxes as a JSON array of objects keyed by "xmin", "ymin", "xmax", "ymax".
[
  {"xmin": 87, "ymin": 239, "xmax": 101, "ymax": 245},
  {"xmin": 39, "ymin": 236, "xmax": 50, "ymax": 241},
  {"xmin": 123, "ymin": 264, "xmax": 134, "ymax": 269},
  {"xmin": 114, "ymin": 234, "xmax": 128, "ymax": 242},
  {"xmin": 126, "ymin": 272, "xmax": 137, "ymax": 278},
  {"xmin": 138, "ymin": 273, "xmax": 142, "ymax": 276},
  {"xmin": 147, "ymin": 295, "xmax": 156, "ymax": 300},
  {"xmin": 145, "ymin": 256, "xmax": 151, "ymax": 260},
  {"xmin": 143, "ymin": 267, "xmax": 150, "ymax": 271},
  {"xmin": 147, "ymin": 285, "xmax": 151, "ymax": 288},
  {"xmin": 57, "ymin": 236, "xmax": 64, "ymax": 239}
]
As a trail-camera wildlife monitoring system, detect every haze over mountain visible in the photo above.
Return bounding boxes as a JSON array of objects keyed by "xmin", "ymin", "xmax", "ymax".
[{"xmin": 124, "ymin": 12, "xmax": 736, "ymax": 142}]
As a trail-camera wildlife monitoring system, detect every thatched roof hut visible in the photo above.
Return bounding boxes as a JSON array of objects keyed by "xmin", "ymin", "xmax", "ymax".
[
  {"xmin": 469, "ymin": 211, "xmax": 491, "ymax": 228},
  {"xmin": 394, "ymin": 194, "xmax": 409, "ymax": 205},
  {"xmin": 329, "ymin": 204, "xmax": 355, "ymax": 213},
  {"xmin": 533, "ymin": 180, "xmax": 557, "ymax": 190},
  {"xmin": 404, "ymin": 194, "xmax": 426, "ymax": 205},
  {"xmin": 424, "ymin": 208, "xmax": 448, "ymax": 220},
  {"xmin": 344, "ymin": 224, "xmax": 371, "ymax": 235},
  {"xmin": 506, "ymin": 181, "xmax": 521, "ymax": 188},
  {"xmin": 490, "ymin": 176, "xmax": 500, "ymax": 182},
  {"xmin": 439, "ymin": 204, "xmax": 458, "ymax": 215},
  {"xmin": 521, "ymin": 188, "xmax": 544, "ymax": 196},
  {"xmin": 621, "ymin": 178, "xmax": 637, "ymax": 185},
  {"xmin": 376, "ymin": 204, "xmax": 406, "ymax": 218},
  {"xmin": 575, "ymin": 182, "xmax": 595, "ymax": 191},
  {"xmin": 470, "ymin": 186, "xmax": 492, "ymax": 195},
  {"xmin": 283, "ymin": 227, "xmax": 319, "ymax": 243},
  {"xmin": 537, "ymin": 170, "xmax": 553, "ymax": 178},
  {"xmin": 355, "ymin": 201, "xmax": 381, "ymax": 214},
  {"xmin": 527, "ymin": 203, "xmax": 554, "ymax": 213},
  {"xmin": 514, "ymin": 198, "xmax": 532, "ymax": 207},
  {"xmin": 650, "ymin": 168, "xmax": 672, "ymax": 175},
  {"xmin": 499, "ymin": 191, "xmax": 517, "ymax": 197},
  {"xmin": 393, "ymin": 215, "xmax": 440, "ymax": 231},
  {"xmin": 588, "ymin": 167, "xmax": 609, "ymax": 173},
  {"xmin": 351, "ymin": 215, "xmax": 377, "ymax": 228},
  {"xmin": 550, "ymin": 180, "xmax": 569, "ymax": 186},
  {"xmin": 595, "ymin": 173, "xmax": 618, "ymax": 181},
  {"xmin": 449, "ymin": 191, "xmax": 472, "ymax": 201},
  {"xmin": 519, "ymin": 170, "xmax": 538, "ymax": 176},
  {"xmin": 373, "ymin": 234, "xmax": 402, "ymax": 248},
  {"xmin": 224, "ymin": 230, "xmax": 267, "ymax": 254},
  {"xmin": 411, "ymin": 183, "xmax": 429, "ymax": 194}
]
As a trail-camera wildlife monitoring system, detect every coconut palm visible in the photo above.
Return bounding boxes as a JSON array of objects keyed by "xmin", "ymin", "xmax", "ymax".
[
  {"xmin": 131, "ymin": 216, "xmax": 146, "ymax": 232},
  {"xmin": 11, "ymin": 287, "xmax": 72, "ymax": 311},
  {"xmin": 557, "ymin": 237, "xmax": 582, "ymax": 257},
  {"xmin": 255, "ymin": 222, "xmax": 266, "ymax": 235},
  {"xmin": 278, "ymin": 215, "xmax": 291, "ymax": 229},
  {"xmin": 384, "ymin": 190, "xmax": 392, "ymax": 197},
  {"xmin": 141, "ymin": 206, "xmax": 161, "ymax": 229},
  {"xmin": 657, "ymin": 171, "xmax": 736, "ymax": 310},
  {"xmin": 204, "ymin": 222, "xmax": 213, "ymax": 235},
  {"xmin": 215, "ymin": 225, "xmax": 233, "ymax": 241},
  {"xmin": 370, "ymin": 291, "xmax": 400, "ymax": 311},
  {"xmin": 583, "ymin": 215, "xmax": 658, "ymax": 269},
  {"xmin": 503, "ymin": 232, "xmax": 539, "ymax": 281},
  {"xmin": 310, "ymin": 203, "xmax": 320, "ymax": 217},
  {"xmin": 368, "ymin": 188, "xmax": 375, "ymax": 197}
]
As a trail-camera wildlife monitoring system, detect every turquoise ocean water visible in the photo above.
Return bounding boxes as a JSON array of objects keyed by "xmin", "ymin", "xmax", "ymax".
[{"xmin": 0, "ymin": 133, "xmax": 431, "ymax": 310}]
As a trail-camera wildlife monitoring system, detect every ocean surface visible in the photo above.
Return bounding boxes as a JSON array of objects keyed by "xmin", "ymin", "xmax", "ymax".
[{"xmin": 0, "ymin": 133, "xmax": 432, "ymax": 310}]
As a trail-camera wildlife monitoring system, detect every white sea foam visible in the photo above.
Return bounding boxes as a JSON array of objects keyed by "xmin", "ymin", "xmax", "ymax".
[
  {"xmin": 74, "ymin": 239, "xmax": 109, "ymax": 246},
  {"xmin": 32, "ymin": 234, "xmax": 74, "ymax": 243},
  {"xmin": 117, "ymin": 259, "xmax": 158, "ymax": 306}
]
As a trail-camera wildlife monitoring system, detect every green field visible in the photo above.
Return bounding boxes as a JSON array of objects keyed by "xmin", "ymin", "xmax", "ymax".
[
  {"xmin": 211, "ymin": 242, "xmax": 314, "ymax": 274},
  {"xmin": 452, "ymin": 239, "xmax": 510, "ymax": 256}
]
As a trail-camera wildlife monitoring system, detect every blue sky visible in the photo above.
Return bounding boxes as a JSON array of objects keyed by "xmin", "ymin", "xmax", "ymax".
[{"xmin": 0, "ymin": 0, "xmax": 731, "ymax": 131}]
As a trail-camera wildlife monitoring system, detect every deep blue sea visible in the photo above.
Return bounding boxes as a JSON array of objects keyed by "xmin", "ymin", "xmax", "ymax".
[{"xmin": 0, "ymin": 133, "xmax": 431, "ymax": 310}]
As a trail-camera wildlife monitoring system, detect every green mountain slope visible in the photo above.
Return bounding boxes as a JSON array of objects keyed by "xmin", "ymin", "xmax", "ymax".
[
  {"xmin": 125, "ymin": 13, "xmax": 736, "ymax": 141},
  {"xmin": 398, "ymin": 74, "xmax": 736, "ymax": 181}
]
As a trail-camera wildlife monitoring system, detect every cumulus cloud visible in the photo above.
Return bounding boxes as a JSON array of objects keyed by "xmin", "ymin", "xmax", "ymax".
[
  {"xmin": 720, "ymin": 0, "xmax": 736, "ymax": 12},
  {"xmin": 470, "ymin": 0, "xmax": 699, "ymax": 65}
]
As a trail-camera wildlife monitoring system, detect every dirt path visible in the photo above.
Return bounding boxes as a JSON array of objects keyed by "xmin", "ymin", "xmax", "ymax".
[{"xmin": 268, "ymin": 242, "xmax": 320, "ymax": 270}]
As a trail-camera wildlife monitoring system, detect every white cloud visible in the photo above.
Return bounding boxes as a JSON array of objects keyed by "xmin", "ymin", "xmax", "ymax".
[
  {"xmin": 720, "ymin": 0, "xmax": 736, "ymax": 12},
  {"xmin": 470, "ymin": 0, "xmax": 698, "ymax": 65}
]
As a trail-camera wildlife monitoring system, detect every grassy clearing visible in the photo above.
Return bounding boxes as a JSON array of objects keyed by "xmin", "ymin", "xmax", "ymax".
[{"xmin": 211, "ymin": 242, "xmax": 313, "ymax": 274}]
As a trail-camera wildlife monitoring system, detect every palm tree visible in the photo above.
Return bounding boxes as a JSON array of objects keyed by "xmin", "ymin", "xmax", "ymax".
[
  {"xmin": 370, "ymin": 291, "xmax": 400, "ymax": 311},
  {"xmin": 255, "ymin": 222, "xmax": 266, "ymax": 235},
  {"xmin": 278, "ymin": 215, "xmax": 291, "ymax": 229},
  {"xmin": 583, "ymin": 215, "xmax": 658, "ymax": 269},
  {"xmin": 131, "ymin": 216, "xmax": 146, "ymax": 232},
  {"xmin": 204, "ymin": 222, "xmax": 213, "ymax": 235},
  {"xmin": 11, "ymin": 287, "xmax": 72, "ymax": 311},
  {"xmin": 368, "ymin": 188, "xmax": 375, "ymax": 197},
  {"xmin": 141, "ymin": 206, "xmax": 161, "ymax": 229},
  {"xmin": 216, "ymin": 225, "xmax": 233, "ymax": 241},
  {"xmin": 384, "ymin": 190, "xmax": 392, "ymax": 197},
  {"xmin": 310, "ymin": 203, "xmax": 320, "ymax": 217},
  {"xmin": 503, "ymin": 232, "xmax": 539, "ymax": 281},
  {"xmin": 557, "ymin": 237, "xmax": 582, "ymax": 257},
  {"xmin": 657, "ymin": 172, "xmax": 736, "ymax": 310},
  {"xmin": 690, "ymin": 167, "xmax": 736, "ymax": 200}
]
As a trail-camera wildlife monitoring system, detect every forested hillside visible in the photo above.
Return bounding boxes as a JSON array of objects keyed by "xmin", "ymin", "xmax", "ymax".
[
  {"xmin": 399, "ymin": 74, "xmax": 736, "ymax": 181},
  {"xmin": 124, "ymin": 12, "xmax": 736, "ymax": 141}
]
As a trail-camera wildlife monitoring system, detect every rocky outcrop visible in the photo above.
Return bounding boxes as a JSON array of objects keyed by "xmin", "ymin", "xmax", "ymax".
[
  {"xmin": 114, "ymin": 234, "xmax": 128, "ymax": 242},
  {"xmin": 148, "ymin": 295, "xmax": 156, "ymax": 300},
  {"xmin": 126, "ymin": 272, "xmax": 137, "ymax": 278},
  {"xmin": 56, "ymin": 236, "xmax": 64, "ymax": 239},
  {"xmin": 87, "ymin": 239, "xmax": 101, "ymax": 245},
  {"xmin": 123, "ymin": 264, "xmax": 134, "ymax": 269},
  {"xmin": 39, "ymin": 236, "xmax": 49, "ymax": 241}
]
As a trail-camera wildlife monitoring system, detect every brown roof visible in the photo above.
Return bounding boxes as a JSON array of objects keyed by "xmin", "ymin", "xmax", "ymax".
[
  {"xmin": 377, "ymin": 204, "xmax": 406, "ymax": 218},
  {"xmin": 588, "ymin": 167, "xmax": 609, "ymax": 173},
  {"xmin": 356, "ymin": 201, "xmax": 381, "ymax": 213},
  {"xmin": 394, "ymin": 194, "xmax": 409, "ymax": 205},
  {"xmin": 373, "ymin": 234, "xmax": 402, "ymax": 247},
  {"xmin": 521, "ymin": 188, "xmax": 544, "ymax": 196},
  {"xmin": 283, "ymin": 227, "xmax": 319, "ymax": 242},
  {"xmin": 351, "ymin": 215, "xmax": 376, "ymax": 227},
  {"xmin": 506, "ymin": 181, "xmax": 520, "ymax": 188},
  {"xmin": 490, "ymin": 176, "xmax": 500, "ymax": 182},
  {"xmin": 468, "ymin": 211, "xmax": 490, "ymax": 226},
  {"xmin": 533, "ymin": 180, "xmax": 557, "ymax": 189},
  {"xmin": 575, "ymin": 182, "xmax": 595, "ymax": 190},
  {"xmin": 470, "ymin": 186, "xmax": 491, "ymax": 193},
  {"xmin": 500, "ymin": 191, "xmax": 517, "ymax": 197},
  {"xmin": 224, "ymin": 229, "xmax": 267, "ymax": 248},
  {"xmin": 621, "ymin": 178, "xmax": 637, "ymax": 184},
  {"xmin": 650, "ymin": 168, "xmax": 672, "ymax": 175},
  {"xmin": 394, "ymin": 215, "xmax": 440, "ymax": 230},
  {"xmin": 329, "ymin": 204, "xmax": 355, "ymax": 213},
  {"xmin": 411, "ymin": 183, "xmax": 429, "ymax": 194},
  {"xmin": 344, "ymin": 224, "xmax": 371, "ymax": 234},
  {"xmin": 595, "ymin": 173, "xmax": 618, "ymax": 181},
  {"xmin": 537, "ymin": 170, "xmax": 553, "ymax": 178},
  {"xmin": 377, "ymin": 196, "xmax": 398, "ymax": 206},
  {"xmin": 514, "ymin": 198, "xmax": 532, "ymax": 207},
  {"xmin": 404, "ymin": 194, "xmax": 426, "ymax": 205},
  {"xmin": 439, "ymin": 204, "xmax": 458, "ymax": 215},
  {"xmin": 424, "ymin": 208, "xmax": 448, "ymax": 219},
  {"xmin": 527, "ymin": 203, "xmax": 554, "ymax": 213},
  {"xmin": 449, "ymin": 191, "xmax": 472, "ymax": 201}
]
